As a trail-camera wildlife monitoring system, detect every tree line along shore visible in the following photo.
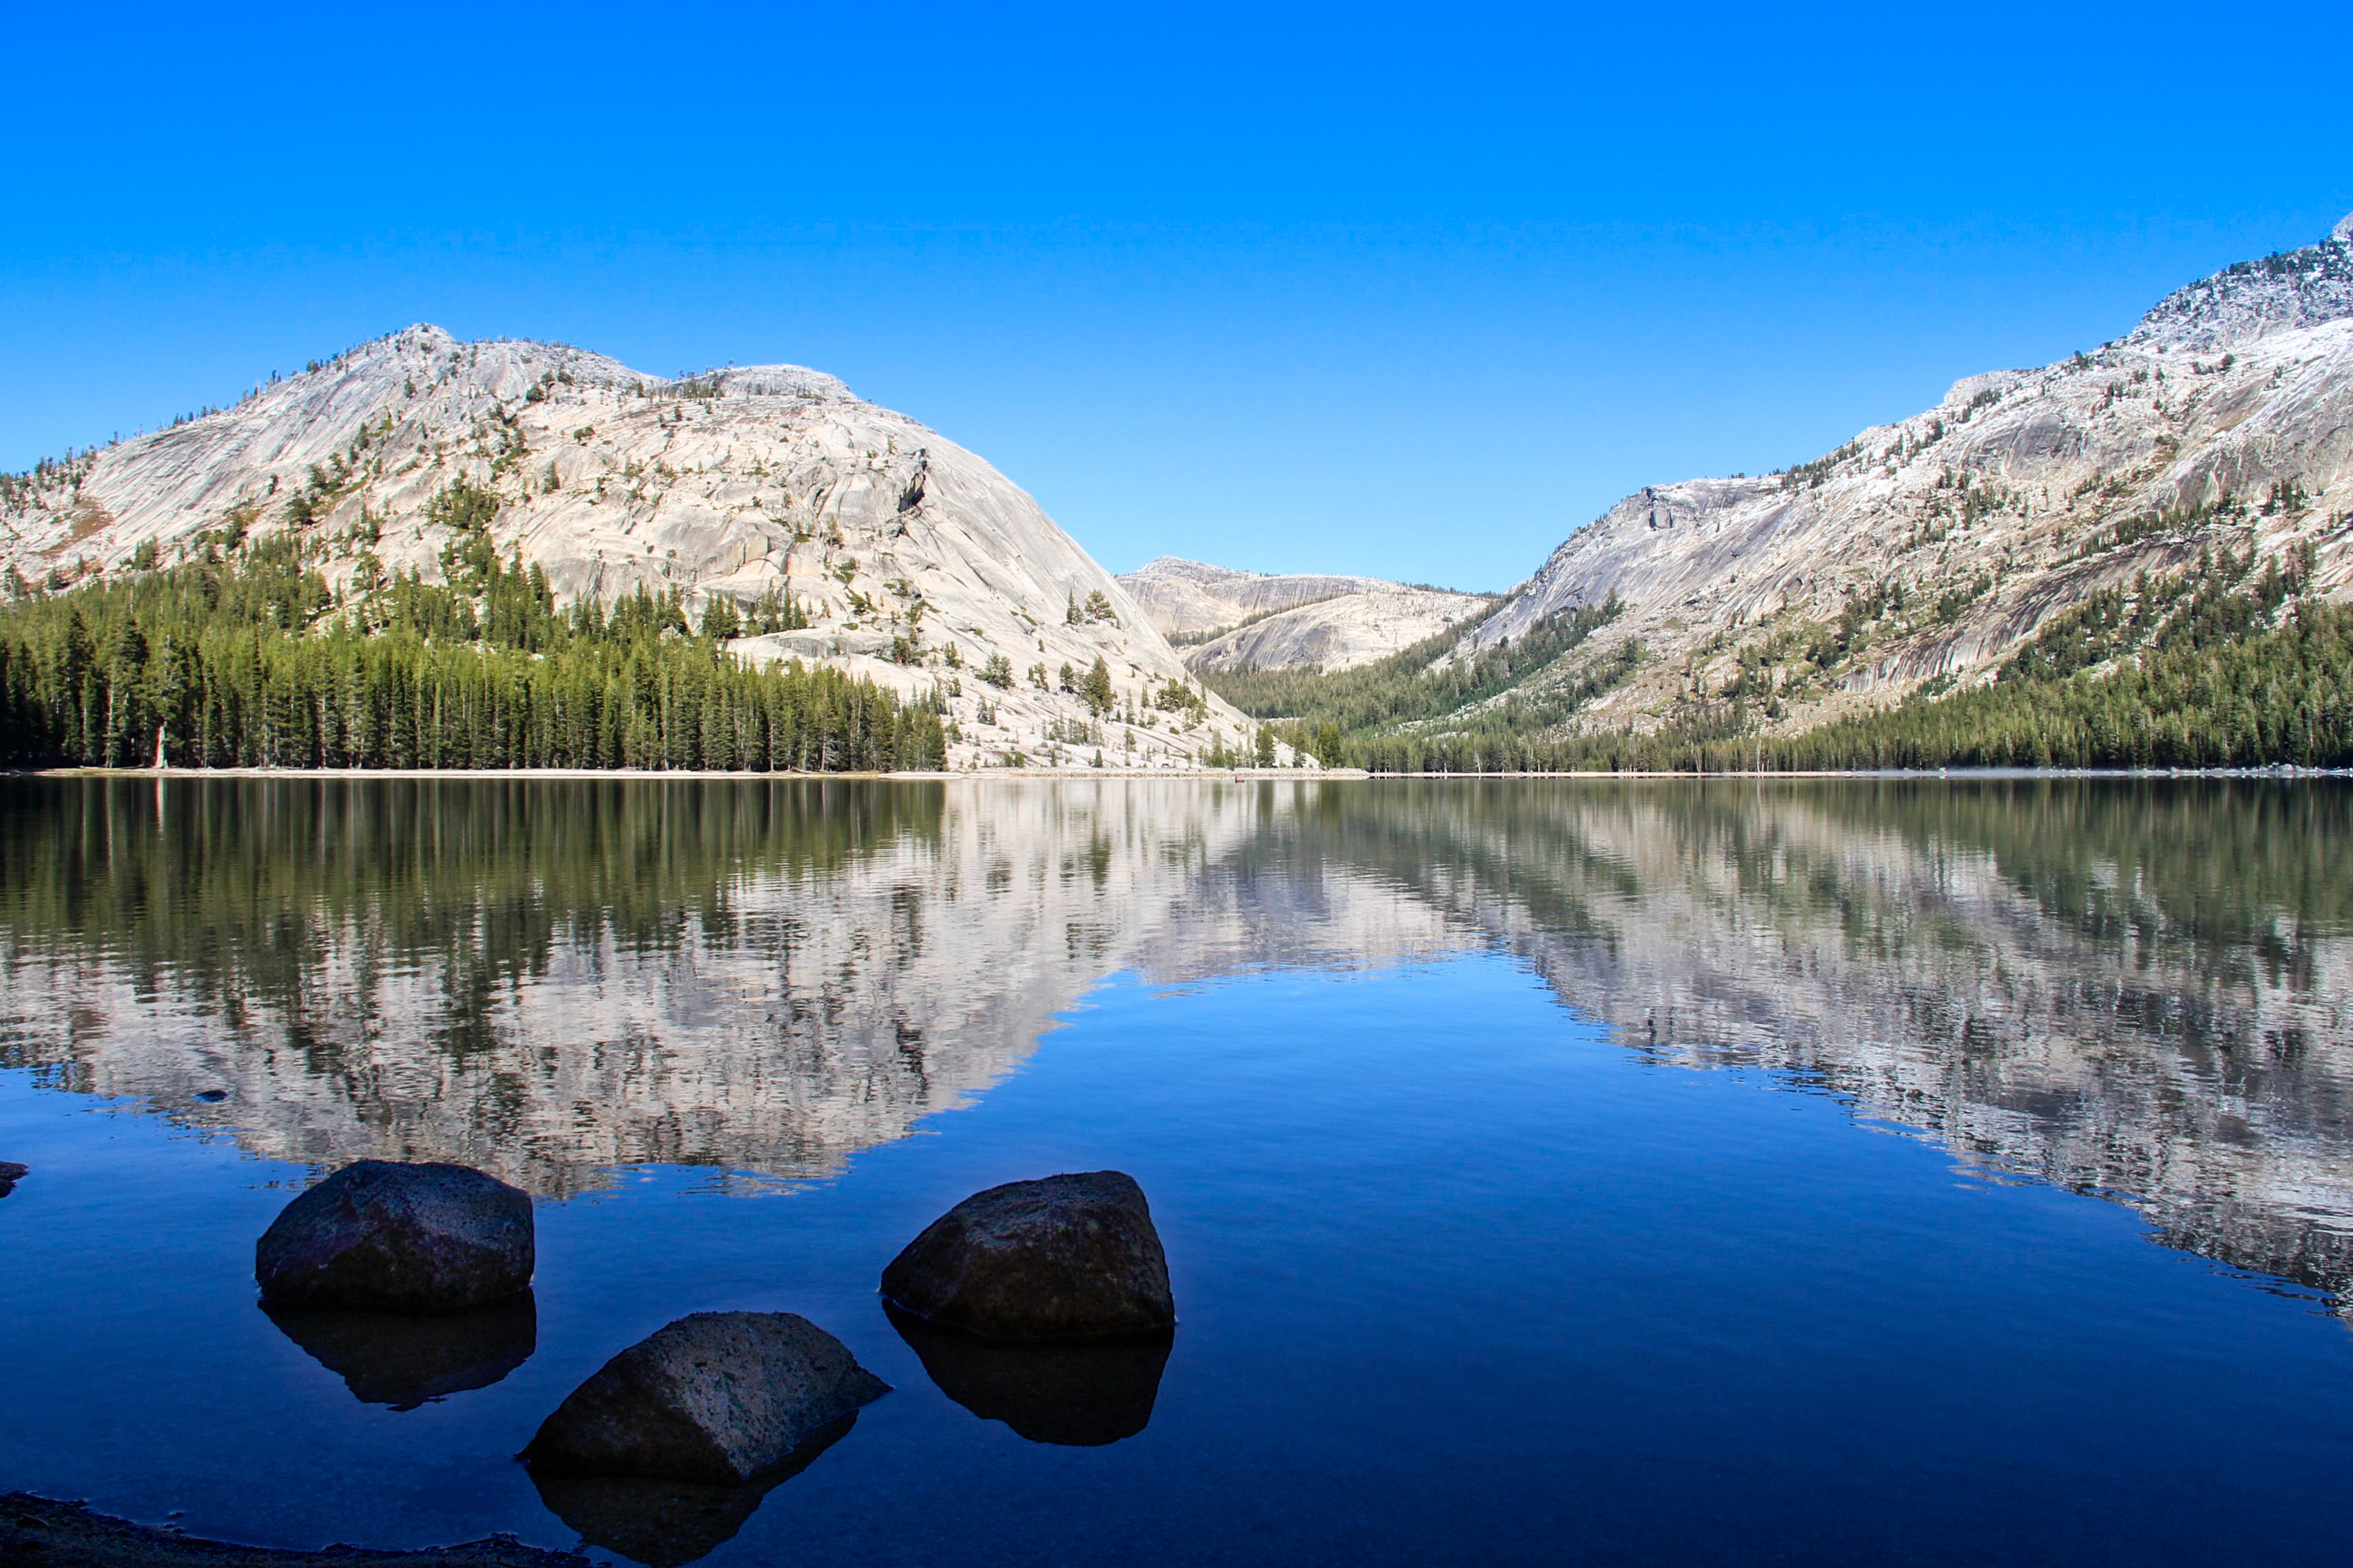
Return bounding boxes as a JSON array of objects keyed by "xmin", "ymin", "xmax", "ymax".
[
  {"xmin": 1207, "ymin": 543, "xmax": 2353, "ymax": 774},
  {"xmin": 0, "ymin": 532, "xmax": 942, "ymax": 773},
  {"xmin": 6, "ymin": 528, "xmax": 2352, "ymax": 775}
]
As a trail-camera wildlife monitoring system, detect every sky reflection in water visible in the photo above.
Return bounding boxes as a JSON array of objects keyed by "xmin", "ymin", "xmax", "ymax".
[{"xmin": 1, "ymin": 776, "xmax": 2350, "ymax": 1566}]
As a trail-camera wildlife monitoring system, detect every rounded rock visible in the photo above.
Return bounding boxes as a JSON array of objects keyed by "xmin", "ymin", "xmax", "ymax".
[
  {"xmin": 256, "ymin": 1160, "xmax": 535, "ymax": 1313},
  {"xmin": 521, "ymin": 1311, "xmax": 889, "ymax": 1485},
  {"xmin": 880, "ymin": 1170, "xmax": 1175, "ymax": 1342}
]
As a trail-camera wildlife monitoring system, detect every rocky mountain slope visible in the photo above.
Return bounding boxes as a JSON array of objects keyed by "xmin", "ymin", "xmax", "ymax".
[
  {"xmin": 1119, "ymin": 556, "xmax": 1491, "ymax": 671},
  {"xmin": 0, "ymin": 327, "xmax": 1288, "ymax": 771},
  {"xmin": 1452, "ymin": 214, "xmax": 2353, "ymax": 735}
]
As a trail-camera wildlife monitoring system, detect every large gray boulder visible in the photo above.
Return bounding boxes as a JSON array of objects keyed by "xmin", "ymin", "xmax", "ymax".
[
  {"xmin": 256, "ymin": 1161, "xmax": 534, "ymax": 1313},
  {"xmin": 521, "ymin": 1312, "xmax": 889, "ymax": 1485},
  {"xmin": 879, "ymin": 1170, "xmax": 1176, "ymax": 1342}
]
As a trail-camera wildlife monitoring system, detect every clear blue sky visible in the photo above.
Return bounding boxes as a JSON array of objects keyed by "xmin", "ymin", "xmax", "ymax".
[{"xmin": 4, "ymin": 2, "xmax": 2347, "ymax": 590}]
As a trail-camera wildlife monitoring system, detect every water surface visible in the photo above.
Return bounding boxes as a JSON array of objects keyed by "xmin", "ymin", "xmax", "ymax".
[{"xmin": 2, "ymin": 777, "xmax": 2349, "ymax": 1565}]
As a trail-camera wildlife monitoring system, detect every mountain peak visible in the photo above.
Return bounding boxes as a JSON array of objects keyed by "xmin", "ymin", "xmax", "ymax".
[
  {"xmin": 2127, "ymin": 226, "xmax": 2353, "ymax": 351},
  {"xmin": 1, "ymin": 330, "xmax": 1283, "ymax": 771}
]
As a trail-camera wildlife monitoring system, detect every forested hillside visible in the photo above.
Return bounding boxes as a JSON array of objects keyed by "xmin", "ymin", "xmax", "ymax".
[
  {"xmin": 0, "ymin": 514, "xmax": 944, "ymax": 771},
  {"xmin": 0, "ymin": 324, "xmax": 1276, "ymax": 771},
  {"xmin": 1206, "ymin": 215, "xmax": 2353, "ymax": 773},
  {"xmin": 1209, "ymin": 544, "xmax": 2353, "ymax": 772}
]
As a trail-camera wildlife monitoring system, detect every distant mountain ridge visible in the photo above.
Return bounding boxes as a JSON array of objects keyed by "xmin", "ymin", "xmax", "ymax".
[
  {"xmin": 1458, "ymin": 212, "xmax": 2353, "ymax": 737},
  {"xmin": 1119, "ymin": 556, "xmax": 1493, "ymax": 671},
  {"xmin": 1194, "ymin": 213, "xmax": 2353, "ymax": 760},
  {"xmin": 0, "ymin": 327, "xmax": 1289, "ymax": 771}
]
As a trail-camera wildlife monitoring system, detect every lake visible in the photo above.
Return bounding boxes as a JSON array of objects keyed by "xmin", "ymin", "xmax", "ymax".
[{"xmin": 1, "ymin": 775, "xmax": 2349, "ymax": 1565}]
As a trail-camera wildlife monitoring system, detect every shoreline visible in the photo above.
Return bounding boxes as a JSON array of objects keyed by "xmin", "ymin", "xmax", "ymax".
[
  {"xmin": 0, "ymin": 1493, "xmax": 587, "ymax": 1567},
  {"xmin": 7, "ymin": 765, "xmax": 2350, "ymax": 783}
]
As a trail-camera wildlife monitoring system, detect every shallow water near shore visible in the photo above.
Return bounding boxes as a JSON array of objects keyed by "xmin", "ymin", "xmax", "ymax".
[{"xmin": 3, "ymin": 775, "xmax": 2351, "ymax": 1565}]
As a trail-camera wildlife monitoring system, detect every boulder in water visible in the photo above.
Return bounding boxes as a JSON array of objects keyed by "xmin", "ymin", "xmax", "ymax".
[
  {"xmin": 0, "ymin": 1162, "xmax": 25, "ymax": 1200},
  {"xmin": 880, "ymin": 1170, "xmax": 1175, "ymax": 1342},
  {"xmin": 256, "ymin": 1160, "xmax": 534, "ymax": 1314},
  {"xmin": 521, "ymin": 1312, "xmax": 889, "ymax": 1485}
]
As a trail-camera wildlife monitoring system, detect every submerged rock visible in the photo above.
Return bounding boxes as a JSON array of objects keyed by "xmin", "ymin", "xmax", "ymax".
[
  {"xmin": 880, "ymin": 1170, "xmax": 1175, "ymax": 1342},
  {"xmin": 0, "ymin": 1492, "xmax": 590, "ymax": 1566},
  {"xmin": 263, "ymin": 1293, "xmax": 537, "ymax": 1410},
  {"xmin": 0, "ymin": 1162, "xmax": 25, "ymax": 1200},
  {"xmin": 528, "ymin": 1417, "xmax": 855, "ymax": 1568},
  {"xmin": 521, "ymin": 1312, "xmax": 889, "ymax": 1485},
  {"xmin": 886, "ymin": 1300, "xmax": 1171, "ymax": 1445},
  {"xmin": 256, "ymin": 1161, "xmax": 534, "ymax": 1314}
]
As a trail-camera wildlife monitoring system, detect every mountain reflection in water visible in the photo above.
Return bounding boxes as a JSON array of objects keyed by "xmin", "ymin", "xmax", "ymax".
[{"xmin": 1, "ymin": 775, "xmax": 2348, "ymax": 1313}]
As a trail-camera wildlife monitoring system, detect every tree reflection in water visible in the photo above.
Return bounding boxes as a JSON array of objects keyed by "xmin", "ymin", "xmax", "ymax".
[{"xmin": 3, "ymin": 774, "xmax": 2350, "ymax": 1310}]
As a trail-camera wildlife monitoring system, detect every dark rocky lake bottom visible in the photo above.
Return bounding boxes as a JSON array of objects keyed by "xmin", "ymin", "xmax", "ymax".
[{"xmin": 2, "ymin": 775, "xmax": 2350, "ymax": 1565}]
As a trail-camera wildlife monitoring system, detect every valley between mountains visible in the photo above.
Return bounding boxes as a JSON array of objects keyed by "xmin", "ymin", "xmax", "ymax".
[{"xmin": 6, "ymin": 214, "xmax": 2353, "ymax": 773}]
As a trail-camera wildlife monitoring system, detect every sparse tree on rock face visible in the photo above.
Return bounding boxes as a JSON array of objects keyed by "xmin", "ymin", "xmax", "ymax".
[
  {"xmin": 979, "ymin": 653, "xmax": 1015, "ymax": 689},
  {"xmin": 1084, "ymin": 589, "xmax": 1116, "ymax": 625},
  {"xmin": 1083, "ymin": 656, "xmax": 1115, "ymax": 718},
  {"xmin": 1028, "ymin": 662, "xmax": 1049, "ymax": 690}
]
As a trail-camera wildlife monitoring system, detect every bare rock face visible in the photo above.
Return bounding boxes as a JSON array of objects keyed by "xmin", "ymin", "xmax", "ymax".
[
  {"xmin": 0, "ymin": 328, "xmax": 1287, "ymax": 771},
  {"xmin": 1118, "ymin": 557, "xmax": 1493, "ymax": 672},
  {"xmin": 255, "ymin": 1161, "xmax": 534, "ymax": 1313},
  {"xmin": 1118, "ymin": 556, "xmax": 1401, "ymax": 637},
  {"xmin": 880, "ymin": 1171, "xmax": 1176, "ymax": 1342},
  {"xmin": 521, "ymin": 1312, "xmax": 889, "ymax": 1484},
  {"xmin": 0, "ymin": 1162, "xmax": 25, "ymax": 1199},
  {"xmin": 1468, "ymin": 215, "xmax": 2353, "ymax": 736},
  {"xmin": 1183, "ymin": 584, "xmax": 1493, "ymax": 672}
]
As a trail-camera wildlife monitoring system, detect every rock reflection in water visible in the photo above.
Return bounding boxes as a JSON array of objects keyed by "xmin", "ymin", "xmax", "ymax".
[
  {"xmin": 263, "ymin": 1294, "xmax": 537, "ymax": 1410},
  {"xmin": 528, "ymin": 1414, "xmax": 856, "ymax": 1568},
  {"xmin": 884, "ymin": 1302, "xmax": 1172, "ymax": 1445}
]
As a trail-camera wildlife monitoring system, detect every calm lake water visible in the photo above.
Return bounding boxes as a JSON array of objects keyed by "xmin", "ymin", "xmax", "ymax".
[{"xmin": 2, "ymin": 776, "xmax": 2350, "ymax": 1565}]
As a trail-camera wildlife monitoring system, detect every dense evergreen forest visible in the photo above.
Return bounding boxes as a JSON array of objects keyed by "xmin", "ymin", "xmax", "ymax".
[
  {"xmin": 0, "ymin": 512, "xmax": 944, "ymax": 772},
  {"xmin": 1208, "ymin": 545, "xmax": 2353, "ymax": 773}
]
